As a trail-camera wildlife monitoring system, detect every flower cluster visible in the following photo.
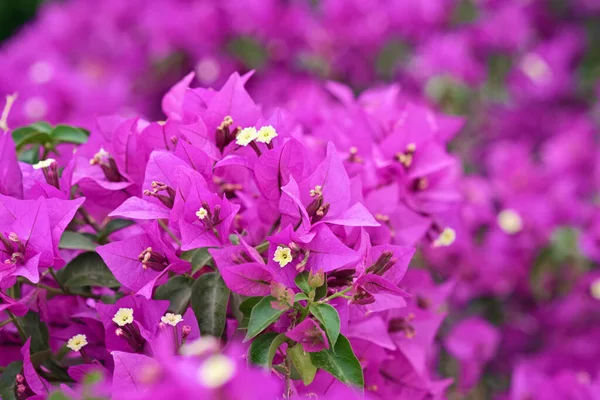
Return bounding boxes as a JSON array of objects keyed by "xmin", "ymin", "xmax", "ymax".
[
  {"xmin": 0, "ymin": 0, "xmax": 599, "ymax": 399},
  {"xmin": 0, "ymin": 70, "xmax": 461, "ymax": 399}
]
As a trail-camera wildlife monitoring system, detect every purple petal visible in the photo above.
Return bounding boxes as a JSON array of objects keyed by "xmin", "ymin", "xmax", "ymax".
[{"xmin": 21, "ymin": 338, "xmax": 50, "ymax": 395}]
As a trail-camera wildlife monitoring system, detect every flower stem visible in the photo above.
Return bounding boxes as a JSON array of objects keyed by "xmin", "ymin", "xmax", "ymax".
[
  {"xmin": 255, "ymin": 241, "xmax": 269, "ymax": 253},
  {"xmin": 284, "ymin": 353, "xmax": 292, "ymax": 398},
  {"xmin": 6, "ymin": 310, "xmax": 27, "ymax": 342},
  {"xmin": 49, "ymin": 267, "xmax": 69, "ymax": 294},
  {"xmin": 0, "ymin": 93, "xmax": 17, "ymax": 132},
  {"xmin": 158, "ymin": 219, "xmax": 181, "ymax": 246},
  {"xmin": 79, "ymin": 208, "xmax": 102, "ymax": 232},
  {"xmin": 319, "ymin": 286, "xmax": 353, "ymax": 303},
  {"xmin": 21, "ymin": 281, "xmax": 103, "ymax": 300}
]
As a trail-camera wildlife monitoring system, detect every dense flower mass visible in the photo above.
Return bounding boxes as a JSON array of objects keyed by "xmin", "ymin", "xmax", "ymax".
[{"xmin": 0, "ymin": 0, "xmax": 599, "ymax": 399}]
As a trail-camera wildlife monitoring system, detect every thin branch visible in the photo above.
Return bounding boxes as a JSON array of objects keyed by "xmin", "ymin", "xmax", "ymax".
[
  {"xmin": 0, "ymin": 93, "xmax": 18, "ymax": 132},
  {"xmin": 6, "ymin": 310, "xmax": 27, "ymax": 342},
  {"xmin": 79, "ymin": 208, "xmax": 102, "ymax": 232},
  {"xmin": 158, "ymin": 219, "xmax": 181, "ymax": 247}
]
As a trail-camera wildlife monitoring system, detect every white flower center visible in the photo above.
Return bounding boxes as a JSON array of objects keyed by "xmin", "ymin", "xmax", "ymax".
[
  {"xmin": 196, "ymin": 207, "xmax": 208, "ymax": 220},
  {"xmin": 112, "ymin": 308, "xmax": 134, "ymax": 326},
  {"xmin": 67, "ymin": 334, "xmax": 88, "ymax": 351},
  {"xmin": 590, "ymin": 279, "xmax": 600, "ymax": 300},
  {"xmin": 273, "ymin": 246, "xmax": 293, "ymax": 268},
  {"xmin": 197, "ymin": 355, "xmax": 236, "ymax": 388},
  {"xmin": 497, "ymin": 209, "xmax": 523, "ymax": 235},
  {"xmin": 32, "ymin": 158, "xmax": 56, "ymax": 170},
  {"xmin": 256, "ymin": 126, "xmax": 278, "ymax": 144},
  {"xmin": 235, "ymin": 127, "xmax": 258, "ymax": 146},
  {"xmin": 161, "ymin": 313, "xmax": 183, "ymax": 327},
  {"xmin": 433, "ymin": 227, "xmax": 456, "ymax": 247}
]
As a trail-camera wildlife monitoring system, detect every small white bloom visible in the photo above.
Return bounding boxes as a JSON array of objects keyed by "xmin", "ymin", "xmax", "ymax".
[
  {"xmin": 24, "ymin": 97, "xmax": 47, "ymax": 120},
  {"xmin": 196, "ymin": 207, "xmax": 208, "ymax": 220},
  {"xmin": 273, "ymin": 246, "xmax": 293, "ymax": 268},
  {"xmin": 432, "ymin": 227, "xmax": 456, "ymax": 247},
  {"xmin": 309, "ymin": 185, "xmax": 323, "ymax": 197},
  {"xmin": 89, "ymin": 147, "xmax": 109, "ymax": 165},
  {"xmin": 235, "ymin": 127, "xmax": 258, "ymax": 146},
  {"xmin": 180, "ymin": 337, "xmax": 219, "ymax": 356},
  {"xmin": 67, "ymin": 334, "xmax": 88, "ymax": 352},
  {"xmin": 195, "ymin": 57, "xmax": 220, "ymax": 84},
  {"xmin": 161, "ymin": 313, "xmax": 183, "ymax": 327},
  {"xmin": 32, "ymin": 158, "xmax": 56, "ymax": 170},
  {"xmin": 29, "ymin": 61, "xmax": 54, "ymax": 85},
  {"xmin": 520, "ymin": 52, "xmax": 552, "ymax": 84},
  {"xmin": 256, "ymin": 125, "xmax": 278, "ymax": 144},
  {"xmin": 197, "ymin": 355, "xmax": 236, "ymax": 388},
  {"xmin": 591, "ymin": 279, "xmax": 600, "ymax": 300},
  {"xmin": 497, "ymin": 209, "xmax": 523, "ymax": 235},
  {"xmin": 112, "ymin": 308, "xmax": 134, "ymax": 326}
]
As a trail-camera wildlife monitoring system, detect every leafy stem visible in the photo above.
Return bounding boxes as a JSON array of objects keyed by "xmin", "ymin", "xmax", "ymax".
[
  {"xmin": 284, "ymin": 353, "xmax": 292, "ymax": 398},
  {"xmin": 6, "ymin": 310, "xmax": 27, "ymax": 341},
  {"xmin": 255, "ymin": 240, "xmax": 269, "ymax": 253},
  {"xmin": 319, "ymin": 286, "xmax": 353, "ymax": 303},
  {"xmin": 79, "ymin": 207, "xmax": 102, "ymax": 232},
  {"xmin": 21, "ymin": 280, "xmax": 103, "ymax": 300},
  {"xmin": 49, "ymin": 267, "xmax": 70, "ymax": 294},
  {"xmin": 158, "ymin": 219, "xmax": 181, "ymax": 247}
]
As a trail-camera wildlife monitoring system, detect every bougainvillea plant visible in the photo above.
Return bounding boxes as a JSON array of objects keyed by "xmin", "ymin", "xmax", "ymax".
[{"xmin": 0, "ymin": 71, "xmax": 460, "ymax": 399}]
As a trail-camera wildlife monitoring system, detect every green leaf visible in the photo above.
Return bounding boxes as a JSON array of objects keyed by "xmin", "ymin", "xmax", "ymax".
[
  {"xmin": 82, "ymin": 370, "xmax": 104, "ymax": 385},
  {"xmin": 155, "ymin": 275, "xmax": 194, "ymax": 314},
  {"xmin": 0, "ymin": 361, "xmax": 23, "ymax": 400},
  {"xmin": 182, "ymin": 247, "xmax": 214, "ymax": 274},
  {"xmin": 18, "ymin": 146, "xmax": 40, "ymax": 164},
  {"xmin": 315, "ymin": 278, "xmax": 328, "ymax": 301},
  {"xmin": 191, "ymin": 272, "xmax": 230, "ymax": 337},
  {"xmin": 97, "ymin": 219, "xmax": 135, "ymax": 241},
  {"xmin": 30, "ymin": 121, "xmax": 53, "ymax": 133},
  {"xmin": 20, "ymin": 311, "xmax": 49, "ymax": 352},
  {"xmin": 11, "ymin": 122, "xmax": 53, "ymax": 150},
  {"xmin": 294, "ymin": 271, "xmax": 311, "ymax": 294},
  {"xmin": 239, "ymin": 296, "xmax": 262, "ymax": 318},
  {"xmin": 59, "ymin": 231, "xmax": 98, "ymax": 251},
  {"xmin": 238, "ymin": 296, "xmax": 263, "ymax": 329},
  {"xmin": 309, "ymin": 303, "xmax": 340, "ymax": 348},
  {"xmin": 51, "ymin": 124, "xmax": 89, "ymax": 144},
  {"xmin": 266, "ymin": 333, "xmax": 287, "ymax": 370},
  {"xmin": 248, "ymin": 332, "xmax": 280, "ymax": 367},
  {"xmin": 288, "ymin": 343, "xmax": 317, "ymax": 386},
  {"xmin": 47, "ymin": 391, "xmax": 72, "ymax": 400},
  {"xmin": 227, "ymin": 36, "xmax": 267, "ymax": 70},
  {"xmin": 229, "ymin": 234, "xmax": 240, "ymax": 245},
  {"xmin": 30, "ymin": 349, "xmax": 53, "ymax": 367},
  {"xmin": 309, "ymin": 334, "xmax": 364, "ymax": 388},
  {"xmin": 244, "ymin": 296, "xmax": 285, "ymax": 342},
  {"xmin": 57, "ymin": 252, "xmax": 120, "ymax": 288},
  {"xmin": 13, "ymin": 130, "xmax": 52, "ymax": 150},
  {"xmin": 295, "ymin": 292, "xmax": 309, "ymax": 302}
]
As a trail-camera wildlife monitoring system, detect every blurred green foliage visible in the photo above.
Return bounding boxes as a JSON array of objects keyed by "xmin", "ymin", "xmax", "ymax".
[{"xmin": 0, "ymin": 0, "xmax": 42, "ymax": 43}]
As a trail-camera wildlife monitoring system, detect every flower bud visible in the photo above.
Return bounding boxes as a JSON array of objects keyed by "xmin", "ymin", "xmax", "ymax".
[
  {"xmin": 308, "ymin": 270, "xmax": 325, "ymax": 288},
  {"xmin": 270, "ymin": 282, "xmax": 294, "ymax": 310},
  {"xmin": 182, "ymin": 325, "xmax": 192, "ymax": 338}
]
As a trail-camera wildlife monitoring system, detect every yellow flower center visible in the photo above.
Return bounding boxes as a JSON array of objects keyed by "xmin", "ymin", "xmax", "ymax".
[
  {"xmin": 67, "ymin": 334, "xmax": 88, "ymax": 352},
  {"xmin": 112, "ymin": 308, "xmax": 134, "ymax": 326},
  {"xmin": 273, "ymin": 246, "xmax": 293, "ymax": 268},
  {"xmin": 433, "ymin": 227, "xmax": 456, "ymax": 247},
  {"xmin": 256, "ymin": 125, "xmax": 278, "ymax": 144}
]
